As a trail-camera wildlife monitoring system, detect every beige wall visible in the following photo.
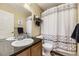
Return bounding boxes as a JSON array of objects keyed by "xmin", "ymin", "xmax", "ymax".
[
  {"xmin": 27, "ymin": 3, "xmax": 43, "ymax": 16},
  {"xmin": 32, "ymin": 14, "xmax": 41, "ymax": 37},
  {"xmin": 0, "ymin": 4, "xmax": 28, "ymax": 35},
  {"xmin": 77, "ymin": 4, "xmax": 79, "ymax": 56},
  {"xmin": 77, "ymin": 4, "xmax": 79, "ymax": 27},
  {"xmin": 0, "ymin": 3, "xmax": 43, "ymax": 37},
  {"xmin": 74, "ymin": 4, "xmax": 79, "ymax": 56},
  {"xmin": 27, "ymin": 3, "xmax": 43, "ymax": 37}
]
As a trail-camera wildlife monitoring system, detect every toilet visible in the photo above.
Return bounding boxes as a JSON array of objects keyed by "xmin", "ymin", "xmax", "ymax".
[
  {"xmin": 42, "ymin": 43, "xmax": 53, "ymax": 56},
  {"xmin": 36, "ymin": 35, "xmax": 53, "ymax": 56}
]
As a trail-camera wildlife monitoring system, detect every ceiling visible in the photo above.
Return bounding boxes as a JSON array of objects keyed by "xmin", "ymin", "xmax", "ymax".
[
  {"xmin": 0, "ymin": 3, "xmax": 62, "ymax": 16},
  {"xmin": 37, "ymin": 3, "xmax": 62, "ymax": 11},
  {"xmin": 6, "ymin": 3, "xmax": 31, "ymax": 16}
]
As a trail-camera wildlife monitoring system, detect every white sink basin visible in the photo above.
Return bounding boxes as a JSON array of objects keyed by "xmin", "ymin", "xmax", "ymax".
[{"xmin": 11, "ymin": 38, "xmax": 34, "ymax": 47}]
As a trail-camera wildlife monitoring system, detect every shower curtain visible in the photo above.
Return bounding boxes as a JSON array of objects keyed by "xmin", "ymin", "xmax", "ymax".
[{"xmin": 41, "ymin": 4, "xmax": 77, "ymax": 55}]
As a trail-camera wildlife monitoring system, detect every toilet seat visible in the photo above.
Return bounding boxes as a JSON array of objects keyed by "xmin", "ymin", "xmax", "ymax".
[{"xmin": 43, "ymin": 43, "xmax": 53, "ymax": 48}]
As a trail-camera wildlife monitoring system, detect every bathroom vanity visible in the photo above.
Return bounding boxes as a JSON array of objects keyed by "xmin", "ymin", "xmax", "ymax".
[
  {"xmin": 17, "ymin": 41, "xmax": 42, "ymax": 56},
  {"xmin": 0, "ymin": 37, "xmax": 42, "ymax": 56}
]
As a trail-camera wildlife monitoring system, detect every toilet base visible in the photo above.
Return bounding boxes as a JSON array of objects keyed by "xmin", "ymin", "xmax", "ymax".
[
  {"xmin": 42, "ymin": 49, "xmax": 51, "ymax": 56},
  {"xmin": 43, "ymin": 52, "xmax": 51, "ymax": 56}
]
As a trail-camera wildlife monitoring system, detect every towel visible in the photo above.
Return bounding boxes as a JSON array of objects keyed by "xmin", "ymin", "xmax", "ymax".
[
  {"xmin": 17, "ymin": 27, "xmax": 24, "ymax": 34},
  {"xmin": 71, "ymin": 24, "xmax": 79, "ymax": 42}
]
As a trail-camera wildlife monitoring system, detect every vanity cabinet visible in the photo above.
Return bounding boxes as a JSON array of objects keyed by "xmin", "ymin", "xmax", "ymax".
[
  {"xmin": 30, "ymin": 42, "xmax": 42, "ymax": 56},
  {"xmin": 16, "ymin": 41, "xmax": 42, "ymax": 56},
  {"xmin": 17, "ymin": 48, "xmax": 30, "ymax": 56}
]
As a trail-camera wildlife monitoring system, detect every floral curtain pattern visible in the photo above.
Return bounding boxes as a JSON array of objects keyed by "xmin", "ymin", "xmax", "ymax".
[{"xmin": 41, "ymin": 4, "xmax": 77, "ymax": 55}]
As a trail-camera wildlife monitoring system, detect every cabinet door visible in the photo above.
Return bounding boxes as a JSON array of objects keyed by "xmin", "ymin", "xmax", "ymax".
[
  {"xmin": 17, "ymin": 48, "xmax": 30, "ymax": 56},
  {"xmin": 31, "ymin": 42, "xmax": 42, "ymax": 56}
]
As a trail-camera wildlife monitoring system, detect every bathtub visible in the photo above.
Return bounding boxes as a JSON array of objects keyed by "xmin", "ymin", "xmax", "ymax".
[{"xmin": 54, "ymin": 48, "xmax": 76, "ymax": 56}]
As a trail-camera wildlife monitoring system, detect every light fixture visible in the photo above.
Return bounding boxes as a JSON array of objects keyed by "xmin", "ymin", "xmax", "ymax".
[{"xmin": 24, "ymin": 3, "xmax": 32, "ymax": 12}]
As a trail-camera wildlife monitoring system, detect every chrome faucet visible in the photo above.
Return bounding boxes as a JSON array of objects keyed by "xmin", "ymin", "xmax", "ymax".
[{"xmin": 16, "ymin": 33, "xmax": 27, "ymax": 40}]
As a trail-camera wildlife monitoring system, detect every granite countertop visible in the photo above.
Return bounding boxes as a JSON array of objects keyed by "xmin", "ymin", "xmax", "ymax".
[{"xmin": 0, "ymin": 37, "xmax": 42, "ymax": 56}]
